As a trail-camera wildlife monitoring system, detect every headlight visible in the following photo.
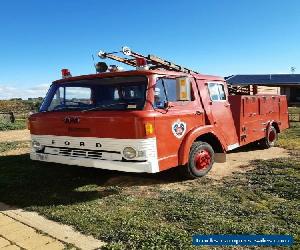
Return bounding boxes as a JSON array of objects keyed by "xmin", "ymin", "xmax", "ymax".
[
  {"xmin": 32, "ymin": 140, "xmax": 44, "ymax": 152},
  {"xmin": 123, "ymin": 147, "xmax": 137, "ymax": 160}
]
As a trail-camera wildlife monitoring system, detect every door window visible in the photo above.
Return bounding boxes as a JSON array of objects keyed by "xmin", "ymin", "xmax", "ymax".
[
  {"xmin": 154, "ymin": 78, "xmax": 194, "ymax": 108},
  {"xmin": 208, "ymin": 83, "xmax": 226, "ymax": 101},
  {"xmin": 154, "ymin": 79, "xmax": 168, "ymax": 108}
]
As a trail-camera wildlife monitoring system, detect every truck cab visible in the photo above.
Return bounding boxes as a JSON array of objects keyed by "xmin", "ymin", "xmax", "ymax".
[{"xmin": 29, "ymin": 47, "xmax": 289, "ymax": 179}]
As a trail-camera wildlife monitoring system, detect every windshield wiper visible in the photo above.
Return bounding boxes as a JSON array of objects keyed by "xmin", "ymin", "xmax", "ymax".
[{"xmin": 81, "ymin": 103, "xmax": 129, "ymax": 112}]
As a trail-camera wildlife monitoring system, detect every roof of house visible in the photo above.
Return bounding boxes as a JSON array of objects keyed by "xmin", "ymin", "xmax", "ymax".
[{"xmin": 225, "ymin": 74, "xmax": 300, "ymax": 85}]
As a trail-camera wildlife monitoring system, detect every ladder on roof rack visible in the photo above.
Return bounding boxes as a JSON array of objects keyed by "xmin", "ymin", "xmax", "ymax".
[{"xmin": 98, "ymin": 46, "xmax": 199, "ymax": 74}]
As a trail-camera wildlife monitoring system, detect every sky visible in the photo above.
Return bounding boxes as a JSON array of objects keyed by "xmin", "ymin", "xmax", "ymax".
[{"xmin": 0, "ymin": 0, "xmax": 300, "ymax": 99}]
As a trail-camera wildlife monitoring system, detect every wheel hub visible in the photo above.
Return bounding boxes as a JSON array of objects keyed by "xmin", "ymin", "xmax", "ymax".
[
  {"xmin": 194, "ymin": 150, "xmax": 211, "ymax": 170},
  {"xmin": 268, "ymin": 130, "xmax": 276, "ymax": 142}
]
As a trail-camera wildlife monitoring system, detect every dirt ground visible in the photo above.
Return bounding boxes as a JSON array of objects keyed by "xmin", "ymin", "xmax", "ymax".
[
  {"xmin": 209, "ymin": 146, "xmax": 289, "ymax": 180},
  {"xmin": 0, "ymin": 129, "xmax": 30, "ymax": 143}
]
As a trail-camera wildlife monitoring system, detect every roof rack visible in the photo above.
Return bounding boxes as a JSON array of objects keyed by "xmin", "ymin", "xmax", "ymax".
[{"xmin": 98, "ymin": 46, "xmax": 199, "ymax": 74}]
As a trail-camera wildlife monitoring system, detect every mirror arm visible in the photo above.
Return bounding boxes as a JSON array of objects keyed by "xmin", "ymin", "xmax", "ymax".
[
  {"xmin": 161, "ymin": 79, "xmax": 169, "ymax": 103},
  {"xmin": 164, "ymin": 101, "xmax": 174, "ymax": 110}
]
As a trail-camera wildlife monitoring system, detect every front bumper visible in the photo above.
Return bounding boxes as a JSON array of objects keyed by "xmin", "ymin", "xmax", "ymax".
[
  {"xmin": 30, "ymin": 135, "xmax": 160, "ymax": 173},
  {"xmin": 30, "ymin": 152, "xmax": 158, "ymax": 173}
]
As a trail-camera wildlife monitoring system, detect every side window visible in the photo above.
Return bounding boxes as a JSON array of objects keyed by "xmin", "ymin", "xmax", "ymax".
[
  {"xmin": 154, "ymin": 78, "xmax": 194, "ymax": 108},
  {"xmin": 154, "ymin": 79, "xmax": 167, "ymax": 108},
  {"xmin": 208, "ymin": 83, "xmax": 226, "ymax": 101},
  {"xmin": 218, "ymin": 84, "xmax": 226, "ymax": 100},
  {"xmin": 164, "ymin": 79, "xmax": 177, "ymax": 101},
  {"xmin": 208, "ymin": 83, "xmax": 219, "ymax": 101}
]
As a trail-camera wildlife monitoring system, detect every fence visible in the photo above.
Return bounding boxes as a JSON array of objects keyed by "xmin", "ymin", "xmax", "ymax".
[
  {"xmin": 289, "ymin": 113, "xmax": 300, "ymax": 122},
  {"xmin": 0, "ymin": 112, "xmax": 15, "ymax": 123}
]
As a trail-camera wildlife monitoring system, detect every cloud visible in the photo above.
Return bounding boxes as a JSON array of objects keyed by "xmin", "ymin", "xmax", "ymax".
[{"xmin": 0, "ymin": 84, "xmax": 49, "ymax": 100}]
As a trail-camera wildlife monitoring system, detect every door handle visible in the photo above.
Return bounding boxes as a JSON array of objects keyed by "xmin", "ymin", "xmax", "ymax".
[
  {"xmin": 195, "ymin": 111, "xmax": 203, "ymax": 115},
  {"xmin": 224, "ymin": 103, "xmax": 230, "ymax": 107}
]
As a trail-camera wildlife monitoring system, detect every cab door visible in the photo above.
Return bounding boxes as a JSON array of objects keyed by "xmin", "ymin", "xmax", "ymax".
[
  {"xmin": 205, "ymin": 82, "xmax": 239, "ymax": 150},
  {"xmin": 153, "ymin": 77, "xmax": 205, "ymax": 170}
]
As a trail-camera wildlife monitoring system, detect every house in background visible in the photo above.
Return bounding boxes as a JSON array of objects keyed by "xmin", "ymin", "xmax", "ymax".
[{"xmin": 226, "ymin": 74, "xmax": 300, "ymax": 106}]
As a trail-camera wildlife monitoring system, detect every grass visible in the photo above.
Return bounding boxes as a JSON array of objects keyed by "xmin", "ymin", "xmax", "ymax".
[
  {"xmin": 0, "ymin": 117, "xmax": 298, "ymax": 249},
  {"xmin": 275, "ymin": 106, "xmax": 300, "ymax": 149},
  {"xmin": 0, "ymin": 152, "xmax": 299, "ymax": 248},
  {"xmin": 0, "ymin": 119, "xmax": 27, "ymax": 131},
  {"xmin": 277, "ymin": 122, "xmax": 300, "ymax": 150},
  {"xmin": 0, "ymin": 141, "xmax": 30, "ymax": 153},
  {"xmin": 288, "ymin": 107, "xmax": 300, "ymax": 113}
]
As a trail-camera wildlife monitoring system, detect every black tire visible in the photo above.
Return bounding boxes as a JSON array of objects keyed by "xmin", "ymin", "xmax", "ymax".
[
  {"xmin": 259, "ymin": 125, "xmax": 278, "ymax": 149},
  {"xmin": 180, "ymin": 141, "xmax": 214, "ymax": 179}
]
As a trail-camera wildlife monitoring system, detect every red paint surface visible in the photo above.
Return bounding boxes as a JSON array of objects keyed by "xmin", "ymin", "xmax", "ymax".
[{"xmin": 229, "ymin": 95, "xmax": 289, "ymax": 146}]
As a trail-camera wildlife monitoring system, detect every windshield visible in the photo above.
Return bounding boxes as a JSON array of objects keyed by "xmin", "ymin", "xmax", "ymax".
[{"xmin": 40, "ymin": 76, "xmax": 147, "ymax": 112}]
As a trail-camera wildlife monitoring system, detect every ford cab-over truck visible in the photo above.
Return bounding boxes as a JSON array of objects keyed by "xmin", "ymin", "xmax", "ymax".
[{"xmin": 29, "ymin": 47, "xmax": 289, "ymax": 179}]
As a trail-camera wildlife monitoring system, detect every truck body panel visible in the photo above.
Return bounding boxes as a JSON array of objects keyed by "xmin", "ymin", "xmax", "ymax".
[{"xmin": 229, "ymin": 95, "xmax": 289, "ymax": 146}]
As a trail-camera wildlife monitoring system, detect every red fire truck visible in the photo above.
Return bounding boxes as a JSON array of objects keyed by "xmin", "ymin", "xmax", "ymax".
[{"xmin": 29, "ymin": 47, "xmax": 289, "ymax": 179}]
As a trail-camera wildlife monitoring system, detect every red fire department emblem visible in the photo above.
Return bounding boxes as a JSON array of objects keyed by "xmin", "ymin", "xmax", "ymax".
[{"xmin": 172, "ymin": 121, "xmax": 186, "ymax": 138}]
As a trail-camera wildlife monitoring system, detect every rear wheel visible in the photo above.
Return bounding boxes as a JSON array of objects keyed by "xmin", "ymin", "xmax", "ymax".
[
  {"xmin": 180, "ymin": 141, "xmax": 214, "ymax": 179},
  {"xmin": 260, "ymin": 125, "xmax": 278, "ymax": 149}
]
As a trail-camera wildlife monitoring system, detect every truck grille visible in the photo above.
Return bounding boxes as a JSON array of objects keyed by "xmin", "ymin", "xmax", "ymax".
[
  {"xmin": 59, "ymin": 148, "xmax": 104, "ymax": 159},
  {"xmin": 44, "ymin": 147, "xmax": 122, "ymax": 161}
]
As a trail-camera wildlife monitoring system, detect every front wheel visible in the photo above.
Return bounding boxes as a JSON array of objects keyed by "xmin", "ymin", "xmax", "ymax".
[
  {"xmin": 259, "ymin": 125, "xmax": 278, "ymax": 149},
  {"xmin": 180, "ymin": 141, "xmax": 214, "ymax": 179}
]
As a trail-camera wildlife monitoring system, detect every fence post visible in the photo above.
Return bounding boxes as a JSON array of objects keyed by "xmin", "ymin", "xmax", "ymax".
[{"xmin": 9, "ymin": 112, "xmax": 15, "ymax": 123}]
